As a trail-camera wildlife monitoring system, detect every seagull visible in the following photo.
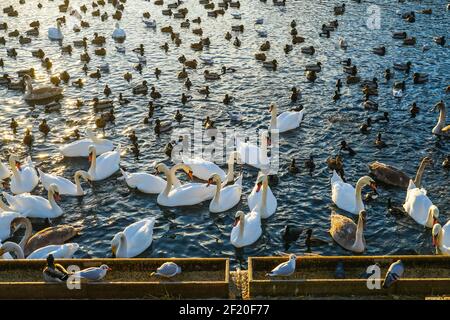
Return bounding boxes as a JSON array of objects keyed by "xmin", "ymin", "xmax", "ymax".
[
  {"xmin": 382, "ymin": 260, "xmax": 404, "ymax": 288},
  {"xmin": 73, "ymin": 264, "xmax": 111, "ymax": 281},
  {"xmin": 151, "ymin": 262, "xmax": 182, "ymax": 278},
  {"xmin": 266, "ymin": 254, "xmax": 297, "ymax": 277}
]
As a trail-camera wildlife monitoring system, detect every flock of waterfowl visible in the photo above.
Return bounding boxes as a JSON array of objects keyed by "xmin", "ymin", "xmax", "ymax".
[{"xmin": 0, "ymin": 0, "xmax": 449, "ymax": 268}]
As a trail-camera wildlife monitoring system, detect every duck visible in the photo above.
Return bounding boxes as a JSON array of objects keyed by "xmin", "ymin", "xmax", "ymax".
[
  {"xmin": 269, "ymin": 103, "xmax": 304, "ymax": 133},
  {"xmin": 8, "ymin": 155, "xmax": 39, "ymax": 195},
  {"xmin": 402, "ymin": 156, "xmax": 437, "ymax": 224},
  {"xmin": 120, "ymin": 164, "xmax": 181, "ymax": 195},
  {"xmin": 23, "ymin": 128, "xmax": 33, "ymax": 147},
  {"xmin": 443, "ymin": 156, "xmax": 450, "ymax": 170},
  {"xmin": 392, "ymin": 81, "xmax": 405, "ymax": 98},
  {"xmin": 260, "ymin": 41, "xmax": 270, "ymax": 51},
  {"xmin": 207, "ymin": 173, "xmax": 243, "ymax": 213},
  {"xmin": 392, "ymin": 31, "xmax": 407, "ymax": 39},
  {"xmin": 305, "ymin": 229, "xmax": 328, "ymax": 247},
  {"xmin": 204, "ymin": 70, "xmax": 221, "ymax": 80},
  {"xmin": 432, "ymin": 221, "xmax": 450, "ymax": 255},
  {"xmin": 3, "ymin": 184, "xmax": 63, "ymax": 219},
  {"xmin": 7, "ymin": 48, "xmax": 17, "ymax": 58},
  {"xmin": 263, "ymin": 59, "xmax": 278, "ymax": 70},
  {"xmin": 387, "ymin": 198, "xmax": 407, "ymax": 216},
  {"xmin": 393, "ymin": 61, "xmax": 412, "ymax": 73},
  {"xmin": 87, "ymin": 145, "xmax": 121, "ymax": 181},
  {"xmin": 233, "ymin": 37, "xmax": 241, "ymax": 47},
  {"xmin": 230, "ymin": 210, "xmax": 262, "ymax": 248},
  {"xmin": 123, "ymin": 72, "xmax": 132, "ymax": 82},
  {"xmin": 38, "ymin": 119, "xmax": 50, "ymax": 135},
  {"xmin": 198, "ymin": 86, "xmax": 210, "ymax": 97},
  {"xmin": 255, "ymin": 53, "xmax": 267, "ymax": 61},
  {"xmin": 111, "ymin": 218, "xmax": 155, "ymax": 258},
  {"xmin": 73, "ymin": 37, "xmax": 88, "ymax": 48},
  {"xmin": 92, "ymin": 33, "xmax": 106, "ymax": 46},
  {"xmin": 306, "ymin": 70, "xmax": 317, "ymax": 82},
  {"xmin": 432, "ymin": 101, "xmax": 449, "ymax": 136},
  {"xmin": 38, "ymin": 169, "xmax": 91, "ymax": 196},
  {"xmin": 374, "ymin": 133, "xmax": 387, "ymax": 148},
  {"xmin": 41, "ymin": 254, "xmax": 69, "ymax": 282},
  {"xmin": 94, "ymin": 48, "xmax": 106, "ymax": 56},
  {"xmin": 154, "ymin": 119, "xmax": 172, "ymax": 136},
  {"xmin": 330, "ymin": 210, "xmax": 366, "ymax": 253},
  {"xmin": 150, "ymin": 86, "xmax": 161, "ymax": 99},
  {"xmin": 60, "ymin": 129, "xmax": 113, "ymax": 157},
  {"xmin": 155, "ymin": 163, "xmax": 215, "ymax": 207},
  {"xmin": 133, "ymin": 81, "xmax": 148, "ymax": 95},
  {"xmin": 305, "ymin": 154, "xmax": 315, "ymax": 172},
  {"xmin": 48, "ymin": 21, "xmax": 63, "ymax": 40},
  {"xmin": 112, "ymin": 23, "xmax": 126, "ymax": 41},
  {"xmin": 331, "ymin": 171, "xmax": 377, "ymax": 215},
  {"xmin": 248, "ymin": 173, "xmax": 277, "ymax": 219},
  {"xmin": 305, "ymin": 62, "xmax": 322, "ymax": 72},
  {"xmin": 434, "ymin": 36, "xmax": 445, "ymax": 46},
  {"xmin": 288, "ymin": 159, "xmax": 300, "ymax": 174},
  {"xmin": 413, "ymin": 73, "xmax": 428, "ymax": 84},
  {"xmin": 372, "ymin": 46, "xmax": 385, "ymax": 56},
  {"xmin": 385, "ymin": 69, "xmax": 392, "ymax": 81},
  {"xmin": 19, "ymin": 36, "xmax": 31, "ymax": 45}
]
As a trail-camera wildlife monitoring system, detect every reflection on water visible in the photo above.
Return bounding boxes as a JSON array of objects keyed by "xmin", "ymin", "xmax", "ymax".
[{"xmin": 0, "ymin": 0, "xmax": 449, "ymax": 268}]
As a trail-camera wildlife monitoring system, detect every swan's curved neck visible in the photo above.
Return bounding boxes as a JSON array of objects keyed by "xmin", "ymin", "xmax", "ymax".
[
  {"xmin": 354, "ymin": 178, "xmax": 366, "ymax": 213},
  {"xmin": 414, "ymin": 159, "xmax": 429, "ymax": 188},
  {"xmin": 213, "ymin": 177, "xmax": 222, "ymax": 204},
  {"xmin": 0, "ymin": 242, "xmax": 24, "ymax": 259},
  {"xmin": 438, "ymin": 105, "xmax": 447, "ymax": 127},
  {"xmin": 163, "ymin": 164, "xmax": 186, "ymax": 196},
  {"xmin": 353, "ymin": 215, "xmax": 365, "ymax": 251},
  {"xmin": 225, "ymin": 152, "xmax": 238, "ymax": 184},
  {"xmin": 48, "ymin": 189, "xmax": 58, "ymax": 210},
  {"xmin": 270, "ymin": 107, "xmax": 277, "ymax": 130},
  {"xmin": 15, "ymin": 218, "xmax": 33, "ymax": 250},
  {"xmin": 238, "ymin": 216, "xmax": 245, "ymax": 237},
  {"xmin": 88, "ymin": 150, "xmax": 97, "ymax": 174},
  {"xmin": 260, "ymin": 177, "xmax": 269, "ymax": 213},
  {"xmin": 74, "ymin": 172, "xmax": 84, "ymax": 195}
]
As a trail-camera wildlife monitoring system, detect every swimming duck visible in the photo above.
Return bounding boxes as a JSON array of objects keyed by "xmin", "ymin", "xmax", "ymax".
[
  {"xmin": 10, "ymin": 118, "xmax": 18, "ymax": 132},
  {"xmin": 133, "ymin": 81, "xmax": 148, "ymax": 95},
  {"xmin": 305, "ymin": 229, "xmax": 328, "ymax": 247},
  {"xmin": 204, "ymin": 70, "xmax": 221, "ymax": 80},
  {"xmin": 223, "ymin": 94, "xmax": 233, "ymax": 105},
  {"xmin": 92, "ymin": 33, "xmax": 106, "ymax": 46},
  {"xmin": 150, "ymin": 86, "xmax": 161, "ymax": 99},
  {"xmin": 284, "ymin": 44, "xmax": 293, "ymax": 54},
  {"xmin": 94, "ymin": 48, "xmax": 106, "ymax": 56},
  {"xmin": 184, "ymin": 59, "xmax": 198, "ymax": 69},
  {"xmin": 394, "ymin": 61, "xmax": 411, "ymax": 73},
  {"xmin": 375, "ymin": 133, "xmax": 387, "ymax": 148},
  {"xmin": 340, "ymin": 140, "xmax": 356, "ymax": 156},
  {"xmin": 39, "ymin": 119, "xmax": 50, "ymax": 135},
  {"xmin": 233, "ymin": 37, "xmax": 241, "ymax": 47},
  {"xmin": 304, "ymin": 155, "xmax": 315, "ymax": 172},
  {"xmin": 89, "ymin": 69, "xmax": 101, "ymax": 79},
  {"xmin": 93, "ymin": 98, "xmax": 113, "ymax": 110},
  {"xmin": 403, "ymin": 37, "xmax": 416, "ymax": 46},
  {"xmin": 154, "ymin": 119, "xmax": 172, "ymax": 136},
  {"xmin": 255, "ymin": 52, "xmax": 267, "ymax": 61},
  {"xmin": 103, "ymin": 85, "xmax": 111, "ymax": 97},
  {"xmin": 305, "ymin": 62, "xmax": 322, "ymax": 72},
  {"xmin": 360, "ymin": 118, "xmax": 372, "ymax": 134},
  {"xmin": 260, "ymin": 41, "xmax": 270, "ymax": 51},
  {"xmin": 372, "ymin": 46, "xmax": 386, "ymax": 56},
  {"xmin": 123, "ymin": 72, "xmax": 132, "ymax": 82},
  {"xmin": 292, "ymin": 36, "xmax": 305, "ymax": 44},
  {"xmin": 384, "ymin": 69, "xmax": 392, "ymax": 81},
  {"xmin": 174, "ymin": 110, "xmax": 183, "ymax": 124},
  {"xmin": 291, "ymin": 87, "xmax": 300, "ymax": 101},
  {"xmin": 19, "ymin": 36, "xmax": 31, "ymax": 45},
  {"xmin": 199, "ymin": 86, "xmax": 210, "ymax": 97},
  {"xmin": 301, "ymin": 46, "xmax": 315, "ymax": 55},
  {"xmin": 160, "ymin": 42, "xmax": 169, "ymax": 52},
  {"xmin": 442, "ymin": 156, "xmax": 450, "ymax": 170},
  {"xmin": 61, "ymin": 45, "xmax": 72, "ymax": 55},
  {"xmin": 7, "ymin": 48, "xmax": 17, "ymax": 58},
  {"xmin": 288, "ymin": 159, "xmax": 300, "ymax": 174},
  {"xmin": 387, "ymin": 198, "xmax": 407, "ymax": 216},
  {"xmin": 409, "ymin": 102, "xmax": 419, "ymax": 118},
  {"xmin": 263, "ymin": 59, "xmax": 278, "ymax": 70},
  {"xmin": 181, "ymin": 93, "xmax": 192, "ymax": 104},
  {"xmin": 306, "ymin": 70, "xmax": 316, "ymax": 82},
  {"xmin": 434, "ymin": 36, "xmax": 445, "ymax": 46},
  {"xmin": 23, "ymin": 128, "xmax": 33, "ymax": 147},
  {"xmin": 334, "ymin": 3, "xmax": 345, "ymax": 15},
  {"xmin": 413, "ymin": 73, "xmax": 428, "ymax": 84}
]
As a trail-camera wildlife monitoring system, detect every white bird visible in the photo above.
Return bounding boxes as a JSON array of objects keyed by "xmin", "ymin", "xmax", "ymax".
[
  {"xmin": 382, "ymin": 260, "xmax": 404, "ymax": 288},
  {"xmin": 48, "ymin": 21, "xmax": 64, "ymax": 41},
  {"xmin": 235, "ymin": 131, "xmax": 271, "ymax": 170},
  {"xmin": 111, "ymin": 218, "xmax": 155, "ymax": 258},
  {"xmin": 248, "ymin": 173, "xmax": 277, "ymax": 219},
  {"xmin": 60, "ymin": 129, "xmax": 114, "ymax": 157},
  {"xmin": 112, "ymin": 23, "xmax": 126, "ymax": 41},
  {"xmin": 403, "ymin": 180, "xmax": 439, "ymax": 228},
  {"xmin": 8, "ymin": 155, "xmax": 39, "ymax": 195},
  {"xmin": 207, "ymin": 174, "xmax": 242, "ymax": 213},
  {"xmin": 182, "ymin": 151, "xmax": 239, "ymax": 183},
  {"xmin": 230, "ymin": 210, "xmax": 262, "ymax": 248},
  {"xmin": 87, "ymin": 144, "xmax": 121, "ymax": 181},
  {"xmin": 3, "ymin": 184, "xmax": 63, "ymax": 219},
  {"xmin": 432, "ymin": 221, "xmax": 450, "ymax": 255},
  {"xmin": 151, "ymin": 262, "xmax": 182, "ymax": 278},
  {"xmin": 331, "ymin": 171, "xmax": 377, "ymax": 215},
  {"xmin": 0, "ymin": 211, "xmax": 22, "ymax": 241},
  {"xmin": 38, "ymin": 169, "xmax": 91, "ymax": 196},
  {"xmin": 339, "ymin": 37, "xmax": 348, "ymax": 49},
  {"xmin": 73, "ymin": 264, "xmax": 111, "ymax": 281},
  {"xmin": 27, "ymin": 243, "xmax": 79, "ymax": 259},
  {"xmin": 0, "ymin": 161, "xmax": 11, "ymax": 181},
  {"xmin": 266, "ymin": 254, "xmax": 296, "ymax": 277},
  {"xmin": 269, "ymin": 103, "xmax": 304, "ymax": 133},
  {"xmin": 0, "ymin": 241, "xmax": 24, "ymax": 259}
]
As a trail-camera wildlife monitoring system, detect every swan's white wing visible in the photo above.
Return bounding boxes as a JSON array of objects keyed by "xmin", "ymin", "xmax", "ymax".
[
  {"xmin": 331, "ymin": 180, "xmax": 356, "ymax": 214},
  {"xmin": 0, "ymin": 211, "xmax": 21, "ymax": 241},
  {"xmin": 124, "ymin": 219, "xmax": 154, "ymax": 257}
]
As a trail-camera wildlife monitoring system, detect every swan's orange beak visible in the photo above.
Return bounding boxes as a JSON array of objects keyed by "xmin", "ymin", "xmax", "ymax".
[
  {"xmin": 107, "ymin": 267, "xmax": 112, "ymax": 271},
  {"xmin": 370, "ymin": 181, "xmax": 377, "ymax": 192},
  {"xmin": 269, "ymin": 105, "xmax": 273, "ymax": 112},
  {"xmin": 88, "ymin": 153, "xmax": 92, "ymax": 162},
  {"xmin": 233, "ymin": 216, "xmax": 240, "ymax": 227},
  {"xmin": 54, "ymin": 192, "xmax": 61, "ymax": 202},
  {"xmin": 206, "ymin": 178, "xmax": 212, "ymax": 187},
  {"xmin": 256, "ymin": 182, "xmax": 262, "ymax": 192},
  {"xmin": 15, "ymin": 161, "xmax": 21, "ymax": 171},
  {"xmin": 433, "ymin": 217, "xmax": 438, "ymax": 226},
  {"xmin": 187, "ymin": 170, "xmax": 193, "ymax": 180}
]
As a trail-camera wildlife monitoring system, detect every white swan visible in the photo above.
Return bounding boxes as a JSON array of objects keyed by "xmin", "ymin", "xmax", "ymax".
[
  {"xmin": 88, "ymin": 144, "xmax": 121, "ymax": 181},
  {"xmin": 269, "ymin": 103, "xmax": 304, "ymax": 133},
  {"xmin": 403, "ymin": 180, "xmax": 439, "ymax": 228},
  {"xmin": 432, "ymin": 101, "xmax": 449, "ymax": 136},
  {"xmin": 182, "ymin": 151, "xmax": 240, "ymax": 183},
  {"xmin": 0, "ymin": 161, "xmax": 10, "ymax": 181},
  {"xmin": 207, "ymin": 174, "xmax": 242, "ymax": 213},
  {"xmin": 3, "ymin": 184, "xmax": 63, "ymax": 219},
  {"xmin": 331, "ymin": 171, "xmax": 377, "ymax": 215},
  {"xmin": 48, "ymin": 21, "xmax": 64, "ymax": 41},
  {"xmin": 248, "ymin": 173, "xmax": 277, "ymax": 219},
  {"xmin": 330, "ymin": 210, "xmax": 366, "ymax": 253},
  {"xmin": 112, "ymin": 22, "xmax": 126, "ymax": 41},
  {"xmin": 38, "ymin": 169, "xmax": 91, "ymax": 196},
  {"xmin": 0, "ymin": 241, "xmax": 24, "ymax": 259},
  {"xmin": 0, "ymin": 211, "xmax": 22, "ymax": 241},
  {"xmin": 156, "ymin": 163, "xmax": 215, "ymax": 207},
  {"xmin": 60, "ymin": 129, "xmax": 114, "ymax": 157},
  {"xmin": 230, "ymin": 210, "xmax": 262, "ymax": 248},
  {"xmin": 235, "ymin": 131, "xmax": 270, "ymax": 170},
  {"xmin": 27, "ymin": 243, "xmax": 79, "ymax": 259},
  {"xmin": 120, "ymin": 163, "xmax": 182, "ymax": 194},
  {"xmin": 433, "ymin": 221, "xmax": 450, "ymax": 255},
  {"xmin": 9, "ymin": 155, "xmax": 39, "ymax": 195},
  {"xmin": 111, "ymin": 218, "xmax": 155, "ymax": 258}
]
